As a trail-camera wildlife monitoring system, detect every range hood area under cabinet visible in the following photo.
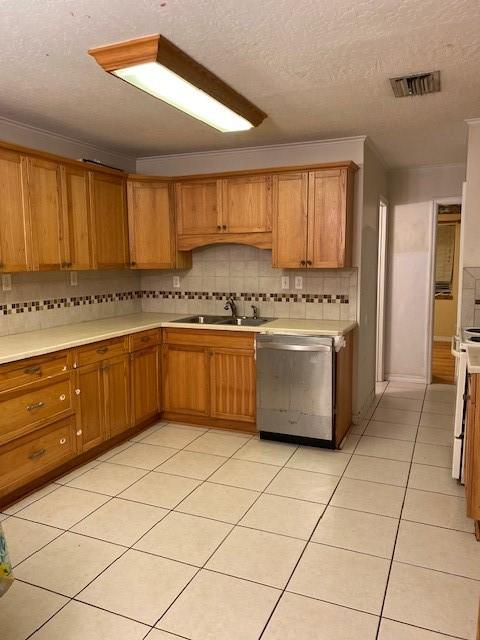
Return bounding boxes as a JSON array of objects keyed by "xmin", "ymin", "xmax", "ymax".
[{"xmin": 0, "ymin": 139, "xmax": 357, "ymax": 273}]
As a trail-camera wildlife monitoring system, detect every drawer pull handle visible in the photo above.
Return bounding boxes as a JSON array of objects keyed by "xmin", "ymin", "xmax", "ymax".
[
  {"xmin": 141, "ymin": 336, "xmax": 150, "ymax": 342},
  {"xmin": 27, "ymin": 401, "xmax": 44, "ymax": 412},
  {"xmin": 24, "ymin": 365, "xmax": 41, "ymax": 375},
  {"xmin": 28, "ymin": 448, "xmax": 46, "ymax": 460},
  {"xmin": 96, "ymin": 347, "xmax": 109, "ymax": 354},
  {"xmin": 59, "ymin": 437, "xmax": 66, "ymax": 445}
]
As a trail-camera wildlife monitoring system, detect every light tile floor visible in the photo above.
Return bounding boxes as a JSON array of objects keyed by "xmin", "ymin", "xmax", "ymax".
[{"xmin": 1, "ymin": 383, "xmax": 479, "ymax": 639}]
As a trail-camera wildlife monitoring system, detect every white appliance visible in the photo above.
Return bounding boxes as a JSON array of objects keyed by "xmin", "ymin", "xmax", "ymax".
[{"xmin": 451, "ymin": 328, "xmax": 480, "ymax": 481}]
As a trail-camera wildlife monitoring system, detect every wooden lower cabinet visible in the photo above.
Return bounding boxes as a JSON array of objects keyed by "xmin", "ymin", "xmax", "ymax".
[
  {"xmin": 76, "ymin": 354, "xmax": 130, "ymax": 449},
  {"xmin": 210, "ymin": 348, "xmax": 255, "ymax": 423},
  {"xmin": 131, "ymin": 346, "xmax": 161, "ymax": 426},
  {"xmin": 162, "ymin": 329, "xmax": 256, "ymax": 431},
  {"xmin": 465, "ymin": 373, "xmax": 480, "ymax": 539},
  {"xmin": 75, "ymin": 361, "xmax": 105, "ymax": 452},
  {"xmin": 0, "ymin": 416, "xmax": 78, "ymax": 499},
  {"xmin": 163, "ymin": 344, "xmax": 210, "ymax": 417}
]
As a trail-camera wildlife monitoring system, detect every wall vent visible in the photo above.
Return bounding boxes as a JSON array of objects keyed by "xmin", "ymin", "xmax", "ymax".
[{"xmin": 390, "ymin": 71, "xmax": 441, "ymax": 97}]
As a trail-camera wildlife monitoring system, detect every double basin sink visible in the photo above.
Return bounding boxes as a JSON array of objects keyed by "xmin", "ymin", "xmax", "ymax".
[{"xmin": 173, "ymin": 314, "xmax": 272, "ymax": 327}]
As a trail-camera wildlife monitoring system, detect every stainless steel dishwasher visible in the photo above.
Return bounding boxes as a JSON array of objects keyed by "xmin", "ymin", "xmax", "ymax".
[{"xmin": 256, "ymin": 333, "xmax": 335, "ymax": 447}]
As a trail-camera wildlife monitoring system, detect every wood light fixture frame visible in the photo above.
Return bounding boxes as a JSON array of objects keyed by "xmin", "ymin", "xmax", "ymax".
[{"xmin": 88, "ymin": 34, "xmax": 267, "ymax": 128}]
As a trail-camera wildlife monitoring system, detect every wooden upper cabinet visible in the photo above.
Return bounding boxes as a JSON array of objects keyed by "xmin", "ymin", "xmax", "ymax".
[
  {"xmin": 272, "ymin": 172, "xmax": 308, "ymax": 268},
  {"xmin": 273, "ymin": 167, "xmax": 354, "ymax": 269},
  {"xmin": 175, "ymin": 180, "xmax": 220, "ymax": 236},
  {"xmin": 26, "ymin": 157, "xmax": 64, "ymax": 270},
  {"xmin": 127, "ymin": 179, "xmax": 191, "ymax": 269},
  {"xmin": 307, "ymin": 168, "xmax": 352, "ymax": 268},
  {"xmin": 222, "ymin": 175, "xmax": 272, "ymax": 233},
  {"xmin": 89, "ymin": 172, "xmax": 128, "ymax": 268},
  {"xmin": 0, "ymin": 148, "xmax": 32, "ymax": 271},
  {"xmin": 61, "ymin": 165, "xmax": 93, "ymax": 270}
]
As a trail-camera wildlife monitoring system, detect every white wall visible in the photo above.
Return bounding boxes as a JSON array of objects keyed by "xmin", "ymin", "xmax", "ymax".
[
  {"xmin": 385, "ymin": 163, "xmax": 465, "ymax": 382},
  {"xmin": 463, "ymin": 120, "xmax": 480, "ymax": 268},
  {"xmin": 0, "ymin": 115, "xmax": 135, "ymax": 171},
  {"xmin": 356, "ymin": 143, "xmax": 387, "ymax": 414}
]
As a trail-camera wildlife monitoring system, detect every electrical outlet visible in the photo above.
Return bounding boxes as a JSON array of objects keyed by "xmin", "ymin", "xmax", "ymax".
[
  {"xmin": 281, "ymin": 276, "xmax": 290, "ymax": 290},
  {"xmin": 70, "ymin": 271, "xmax": 78, "ymax": 286},
  {"xmin": 173, "ymin": 275, "xmax": 180, "ymax": 288},
  {"xmin": 294, "ymin": 276, "xmax": 303, "ymax": 290},
  {"xmin": 2, "ymin": 274, "xmax": 12, "ymax": 292}
]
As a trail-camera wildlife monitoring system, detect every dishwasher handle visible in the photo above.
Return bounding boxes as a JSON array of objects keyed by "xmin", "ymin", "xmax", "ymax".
[{"xmin": 256, "ymin": 342, "xmax": 332, "ymax": 353}]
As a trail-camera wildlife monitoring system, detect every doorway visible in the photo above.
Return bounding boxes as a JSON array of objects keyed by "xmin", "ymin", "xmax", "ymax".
[
  {"xmin": 429, "ymin": 199, "xmax": 462, "ymax": 384},
  {"xmin": 376, "ymin": 198, "xmax": 388, "ymax": 382}
]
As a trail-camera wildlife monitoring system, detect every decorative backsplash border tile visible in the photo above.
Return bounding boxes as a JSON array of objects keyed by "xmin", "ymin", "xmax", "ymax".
[{"xmin": 1, "ymin": 289, "xmax": 350, "ymax": 315}]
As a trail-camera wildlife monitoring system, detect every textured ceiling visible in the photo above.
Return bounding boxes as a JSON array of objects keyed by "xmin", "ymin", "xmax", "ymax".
[{"xmin": 1, "ymin": 0, "xmax": 479, "ymax": 167}]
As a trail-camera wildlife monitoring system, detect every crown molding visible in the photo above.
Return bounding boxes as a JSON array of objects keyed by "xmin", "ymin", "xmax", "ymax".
[
  {"xmin": 0, "ymin": 114, "xmax": 135, "ymax": 167},
  {"xmin": 136, "ymin": 135, "xmax": 367, "ymax": 162}
]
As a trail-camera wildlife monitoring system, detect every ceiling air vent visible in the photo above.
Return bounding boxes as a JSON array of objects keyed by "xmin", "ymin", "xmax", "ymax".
[{"xmin": 390, "ymin": 71, "xmax": 441, "ymax": 97}]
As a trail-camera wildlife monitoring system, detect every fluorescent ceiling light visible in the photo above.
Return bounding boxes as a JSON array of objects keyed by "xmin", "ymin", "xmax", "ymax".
[
  {"xmin": 89, "ymin": 34, "xmax": 266, "ymax": 132},
  {"xmin": 114, "ymin": 62, "xmax": 252, "ymax": 132}
]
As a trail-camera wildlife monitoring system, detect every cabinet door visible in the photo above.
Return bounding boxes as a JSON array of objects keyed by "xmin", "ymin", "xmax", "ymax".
[
  {"xmin": 104, "ymin": 354, "xmax": 131, "ymax": 438},
  {"xmin": 76, "ymin": 362, "xmax": 105, "ymax": 452},
  {"xmin": 175, "ymin": 180, "xmax": 221, "ymax": 235},
  {"xmin": 210, "ymin": 348, "xmax": 255, "ymax": 423},
  {"xmin": 272, "ymin": 172, "xmax": 308, "ymax": 268},
  {"xmin": 61, "ymin": 165, "xmax": 93, "ymax": 270},
  {"xmin": 163, "ymin": 344, "xmax": 210, "ymax": 416},
  {"xmin": 90, "ymin": 172, "xmax": 128, "ymax": 268},
  {"xmin": 127, "ymin": 180, "xmax": 176, "ymax": 268},
  {"xmin": 465, "ymin": 374, "xmax": 480, "ymax": 523},
  {"xmin": 27, "ymin": 157, "xmax": 64, "ymax": 270},
  {"xmin": 0, "ymin": 148, "xmax": 32, "ymax": 271},
  {"xmin": 130, "ymin": 346, "xmax": 160, "ymax": 426},
  {"xmin": 223, "ymin": 175, "xmax": 272, "ymax": 233},
  {"xmin": 307, "ymin": 169, "xmax": 350, "ymax": 268}
]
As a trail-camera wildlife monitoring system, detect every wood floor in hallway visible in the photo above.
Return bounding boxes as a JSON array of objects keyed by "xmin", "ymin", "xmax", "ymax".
[{"xmin": 432, "ymin": 341, "xmax": 455, "ymax": 384}]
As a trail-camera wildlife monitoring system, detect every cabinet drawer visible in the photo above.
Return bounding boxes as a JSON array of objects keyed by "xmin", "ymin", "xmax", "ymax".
[
  {"xmin": 163, "ymin": 328, "xmax": 255, "ymax": 351},
  {"xmin": 74, "ymin": 337, "xmax": 127, "ymax": 367},
  {"xmin": 129, "ymin": 329, "xmax": 161, "ymax": 352},
  {"xmin": 0, "ymin": 376, "xmax": 73, "ymax": 445},
  {"xmin": 0, "ymin": 351, "xmax": 70, "ymax": 393},
  {"xmin": 0, "ymin": 416, "xmax": 78, "ymax": 498}
]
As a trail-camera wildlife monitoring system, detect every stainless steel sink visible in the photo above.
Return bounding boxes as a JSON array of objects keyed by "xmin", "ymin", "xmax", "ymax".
[
  {"xmin": 172, "ymin": 315, "xmax": 271, "ymax": 327},
  {"xmin": 221, "ymin": 317, "xmax": 272, "ymax": 327}
]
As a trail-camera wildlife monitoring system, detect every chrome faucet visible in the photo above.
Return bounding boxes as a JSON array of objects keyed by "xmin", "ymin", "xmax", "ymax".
[
  {"xmin": 251, "ymin": 305, "xmax": 259, "ymax": 319},
  {"xmin": 224, "ymin": 296, "xmax": 237, "ymax": 318}
]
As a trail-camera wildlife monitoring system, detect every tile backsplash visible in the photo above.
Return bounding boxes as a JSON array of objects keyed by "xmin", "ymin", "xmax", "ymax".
[
  {"xmin": 461, "ymin": 267, "xmax": 480, "ymax": 327},
  {"xmin": 141, "ymin": 245, "xmax": 358, "ymax": 321},
  {"xmin": 0, "ymin": 246, "xmax": 358, "ymax": 337},
  {"xmin": 0, "ymin": 270, "xmax": 142, "ymax": 336}
]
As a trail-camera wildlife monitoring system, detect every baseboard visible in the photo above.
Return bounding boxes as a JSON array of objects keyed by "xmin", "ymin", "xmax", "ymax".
[{"xmin": 386, "ymin": 373, "xmax": 428, "ymax": 384}]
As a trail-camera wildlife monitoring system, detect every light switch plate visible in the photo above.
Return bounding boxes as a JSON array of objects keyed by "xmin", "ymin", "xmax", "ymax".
[
  {"xmin": 2, "ymin": 274, "xmax": 12, "ymax": 292},
  {"xmin": 173, "ymin": 275, "xmax": 180, "ymax": 288},
  {"xmin": 281, "ymin": 276, "xmax": 290, "ymax": 290},
  {"xmin": 70, "ymin": 271, "xmax": 78, "ymax": 286},
  {"xmin": 294, "ymin": 276, "xmax": 303, "ymax": 290}
]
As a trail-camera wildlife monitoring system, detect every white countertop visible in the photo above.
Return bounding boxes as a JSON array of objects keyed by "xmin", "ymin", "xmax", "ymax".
[
  {"xmin": 0, "ymin": 313, "xmax": 357, "ymax": 365},
  {"xmin": 467, "ymin": 345, "xmax": 480, "ymax": 373}
]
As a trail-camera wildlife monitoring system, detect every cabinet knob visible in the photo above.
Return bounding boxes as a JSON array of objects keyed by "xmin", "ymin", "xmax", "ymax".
[
  {"xmin": 222, "ymin": 224, "xmax": 227, "ymax": 230},
  {"xmin": 76, "ymin": 429, "xmax": 82, "ymax": 436},
  {"xmin": 307, "ymin": 260, "xmax": 312, "ymax": 266},
  {"xmin": 75, "ymin": 388, "xmax": 81, "ymax": 395},
  {"xmin": 300, "ymin": 260, "xmax": 306, "ymax": 266},
  {"xmin": 59, "ymin": 437, "xmax": 66, "ymax": 445},
  {"xmin": 217, "ymin": 225, "xmax": 222, "ymax": 231},
  {"xmin": 130, "ymin": 261, "xmax": 137, "ymax": 267}
]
